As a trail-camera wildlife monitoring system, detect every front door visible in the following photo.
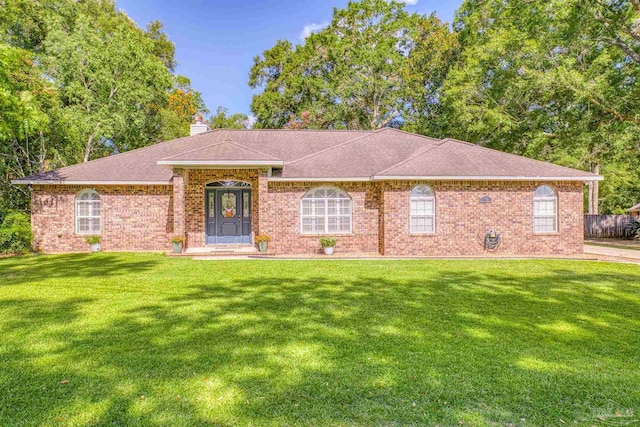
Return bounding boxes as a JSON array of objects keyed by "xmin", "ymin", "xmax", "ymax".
[
  {"xmin": 218, "ymin": 189, "xmax": 241, "ymax": 242},
  {"xmin": 206, "ymin": 188, "xmax": 251, "ymax": 244}
]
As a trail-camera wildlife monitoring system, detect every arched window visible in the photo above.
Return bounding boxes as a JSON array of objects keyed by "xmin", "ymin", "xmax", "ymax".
[
  {"xmin": 301, "ymin": 187, "xmax": 352, "ymax": 234},
  {"xmin": 76, "ymin": 189, "xmax": 101, "ymax": 234},
  {"xmin": 533, "ymin": 185, "xmax": 557, "ymax": 233},
  {"xmin": 410, "ymin": 185, "xmax": 435, "ymax": 234}
]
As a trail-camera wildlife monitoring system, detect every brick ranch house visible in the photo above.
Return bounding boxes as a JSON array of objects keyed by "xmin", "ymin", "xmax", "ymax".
[{"xmin": 13, "ymin": 123, "xmax": 602, "ymax": 256}]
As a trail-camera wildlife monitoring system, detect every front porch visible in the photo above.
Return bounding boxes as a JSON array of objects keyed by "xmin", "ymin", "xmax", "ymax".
[{"xmin": 171, "ymin": 168, "xmax": 270, "ymax": 250}]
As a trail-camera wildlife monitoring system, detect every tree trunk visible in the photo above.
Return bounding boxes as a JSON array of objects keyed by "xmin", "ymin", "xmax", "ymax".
[{"xmin": 83, "ymin": 133, "xmax": 94, "ymax": 163}]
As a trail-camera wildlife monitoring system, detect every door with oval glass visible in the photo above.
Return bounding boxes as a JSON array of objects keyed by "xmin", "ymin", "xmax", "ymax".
[
  {"xmin": 206, "ymin": 188, "xmax": 251, "ymax": 244},
  {"xmin": 218, "ymin": 189, "xmax": 241, "ymax": 241}
]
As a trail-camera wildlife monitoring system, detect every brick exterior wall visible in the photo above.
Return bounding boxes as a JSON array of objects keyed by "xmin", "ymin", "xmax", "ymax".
[
  {"xmin": 28, "ymin": 174, "xmax": 585, "ymax": 256},
  {"xmin": 382, "ymin": 180, "xmax": 584, "ymax": 256},
  {"xmin": 31, "ymin": 185, "xmax": 173, "ymax": 253},
  {"xmin": 262, "ymin": 181, "xmax": 382, "ymax": 254}
]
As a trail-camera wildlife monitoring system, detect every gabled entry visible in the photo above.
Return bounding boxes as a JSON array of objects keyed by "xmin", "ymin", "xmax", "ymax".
[{"xmin": 205, "ymin": 181, "xmax": 252, "ymax": 244}]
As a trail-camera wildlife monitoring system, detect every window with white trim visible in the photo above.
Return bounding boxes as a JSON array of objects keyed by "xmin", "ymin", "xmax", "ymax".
[
  {"xmin": 76, "ymin": 189, "xmax": 101, "ymax": 234},
  {"xmin": 533, "ymin": 185, "xmax": 557, "ymax": 233},
  {"xmin": 410, "ymin": 185, "xmax": 435, "ymax": 233},
  {"xmin": 301, "ymin": 187, "xmax": 352, "ymax": 234}
]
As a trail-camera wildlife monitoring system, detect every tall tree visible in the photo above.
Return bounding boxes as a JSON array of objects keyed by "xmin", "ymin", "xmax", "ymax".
[
  {"xmin": 441, "ymin": 0, "xmax": 640, "ymax": 212},
  {"xmin": 0, "ymin": 0, "xmax": 207, "ymax": 213},
  {"xmin": 249, "ymin": 0, "xmax": 457, "ymax": 131},
  {"xmin": 158, "ymin": 75, "xmax": 208, "ymax": 140},
  {"xmin": 208, "ymin": 106, "xmax": 249, "ymax": 129},
  {"xmin": 0, "ymin": 43, "xmax": 57, "ymax": 210},
  {"xmin": 44, "ymin": 2, "xmax": 173, "ymax": 162}
]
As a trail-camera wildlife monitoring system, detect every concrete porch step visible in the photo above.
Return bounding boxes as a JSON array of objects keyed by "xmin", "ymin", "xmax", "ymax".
[
  {"xmin": 187, "ymin": 245, "xmax": 257, "ymax": 254},
  {"xmin": 167, "ymin": 244, "xmax": 272, "ymax": 257}
]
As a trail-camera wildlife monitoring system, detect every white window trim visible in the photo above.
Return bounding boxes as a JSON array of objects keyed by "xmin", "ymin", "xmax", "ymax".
[
  {"xmin": 533, "ymin": 187, "xmax": 558, "ymax": 234},
  {"xmin": 300, "ymin": 187, "xmax": 353, "ymax": 235},
  {"xmin": 409, "ymin": 185, "xmax": 436, "ymax": 235},
  {"xmin": 76, "ymin": 189, "xmax": 101, "ymax": 235}
]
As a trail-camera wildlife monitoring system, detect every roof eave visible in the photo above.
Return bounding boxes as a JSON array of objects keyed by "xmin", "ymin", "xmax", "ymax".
[
  {"xmin": 371, "ymin": 175, "xmax": 604, "ymax": 182},
  {"xmin": 157, "ymin": 160, "xmax": 284, "ymax": 167},
  {"xmin": 268, "ymin": 177, "xmax": 371, "ymax": 182},
  {"xmin": 11, "ymin": 179, "xmax": 171, "ymax": 185}
]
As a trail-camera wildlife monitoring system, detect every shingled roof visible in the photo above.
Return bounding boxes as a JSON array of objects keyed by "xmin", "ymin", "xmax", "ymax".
[{"xmin": 13, "ymin": 128, "xmax": 602, "ymax": 184}]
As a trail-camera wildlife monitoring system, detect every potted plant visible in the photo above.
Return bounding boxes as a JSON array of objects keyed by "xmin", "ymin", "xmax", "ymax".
[
  {"xmin": 255, "ymin": 235, "xmax": 271, "ymax": 252},
  {"xmin": 320, "ymin": 236, "xmax": 337, "ymax": 255},
  {"xmin": 171, "ymin": 236, "xmax": 185, "ymax": 254},
  {"xmin": 86, "ymin": 235, "xmax": 101, "ymax": 252}
]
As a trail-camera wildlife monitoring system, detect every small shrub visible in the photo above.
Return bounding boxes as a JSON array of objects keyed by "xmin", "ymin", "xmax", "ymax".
[
  {"xmin": 255, "ymin": 234, "xmax": 271, "ymax": 243},
  {"xmin": 320, "ymin": 236, "xmax": 337, "ymax": 248},
  {"xmin": 86, "ymin": 235, "xmax": 101, "ymax": 245},
  {"xmin": 624, "ymin": 220, "xmax": 640, "ymax": 239},
  {"xmin": 170, "ymin": 236, "xmax": 185, "ymax": 244},
  {"xmin": 0, "ymin": 210, "xmax": 33, "ymax": 254}
]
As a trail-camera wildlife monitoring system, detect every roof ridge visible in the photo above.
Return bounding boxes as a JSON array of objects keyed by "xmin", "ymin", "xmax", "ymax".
[
  {"xmin": 161, "ymin": 139, "xmax": 281, "ymax": 161},
  {"xmin": 381, "ymin": 127, "xmax": 445, "ymax": 143},
  {"xmin": 286, "ymin": 128, "xmax": 386, "ymax": 165},
  {"xmin": 373, "ymin": 139, "xmax": 445, "ymax": 176},
  {"xmin": 222, "ymin": 139, "xmax": 281, "ymax": 160},
  {"xmin": 217, "ymin": 128, "xmax": 372, "ymax": 133},
  {"xmin": 161, "ymin": 140, "xmax": 226, "ymax": 160},
  {"xmin": 443, "ymin": 138, "xmax": 598, "ymax": 175}
]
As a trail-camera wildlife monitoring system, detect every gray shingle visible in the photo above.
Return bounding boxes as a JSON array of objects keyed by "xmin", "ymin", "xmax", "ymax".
[{"xmin": 13, "ymin": 128, "xmax": 600, "ymax": 184}]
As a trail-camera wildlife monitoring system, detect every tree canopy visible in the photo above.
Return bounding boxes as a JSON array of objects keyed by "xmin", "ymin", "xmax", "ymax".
[
  {"xmin": 440, "ymin": 0, "xmax": 640, "ymax": 212},
  {"xmin": 249, "ymin": 0, "xmax": 458, "ymax": 131},
  {"xmin": 0, "ymin": 0, "xmax": 211, "ymax": 211},
  {"xmin": 250, "ymin": 0, "xmax": 640, "ymax": 213},
  {"xmin": 3, "ymin": 0, "xmax": 640, "ymax": 214}
]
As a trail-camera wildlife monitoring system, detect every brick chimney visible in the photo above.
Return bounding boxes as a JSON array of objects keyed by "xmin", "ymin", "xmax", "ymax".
[{"xmin": 190, "ymin": 114, "xmax": 210, "ymax": 136}]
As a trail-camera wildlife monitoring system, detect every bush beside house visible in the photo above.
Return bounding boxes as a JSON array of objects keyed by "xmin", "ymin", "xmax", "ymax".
[{"xmin": 0, "ymin": 211, "xmax": 32, "ymax": 254}]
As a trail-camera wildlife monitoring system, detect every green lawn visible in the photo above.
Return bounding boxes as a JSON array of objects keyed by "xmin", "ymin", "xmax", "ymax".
[{"xmin": 1, "ymin": 255, "xmax": 639, "ymax": 426}]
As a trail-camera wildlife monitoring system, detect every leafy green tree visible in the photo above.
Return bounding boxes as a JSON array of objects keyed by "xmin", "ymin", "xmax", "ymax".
[
  {"xmin": 249, "ymin": 0, "xmax": 457, "ymax": 131},
  {"xmin": 441, "ymin": 0, "xmax": 640, "ymax": 212},
  {"xmin": 0, "ymin": 0, "xmax": 207, "ymax": 213},
  {"xmin": 159, "ymin": 75, "xmax": 209, "ymax": 140},
  {"xmin": 209, "ymin": 106, "xmax": 248, "ymax": 129},
  {"xmin": 0, "ymin": 43, "xmax": 57, "ymax": 210},
  {"xmin": 43, "ymin": 2, "xmax": 173, "ymax": 162}
]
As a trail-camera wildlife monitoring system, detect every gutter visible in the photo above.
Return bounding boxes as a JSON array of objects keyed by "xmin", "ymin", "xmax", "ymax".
[
  {"xmin": 157, "ymin": 160, "xmax": 284, "ymax": 167},
  {"xmin": 11, "ymin": 180, "xmax": 171, "ymax": 185},
  {"xmin": 370, "ymin": 175, "xmax": 604, "ymax": 182}
]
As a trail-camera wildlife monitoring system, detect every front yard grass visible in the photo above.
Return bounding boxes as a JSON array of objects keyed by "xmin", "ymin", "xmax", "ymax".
[{"xmin": 0, "ymin": 254, "xmax": 639, "ymax": 426}]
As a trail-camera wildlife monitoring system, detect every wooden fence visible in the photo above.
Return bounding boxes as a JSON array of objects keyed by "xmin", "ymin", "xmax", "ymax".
[{"xmin": 584, "ymin": 214, "xmax": 635, "ymax": 238}]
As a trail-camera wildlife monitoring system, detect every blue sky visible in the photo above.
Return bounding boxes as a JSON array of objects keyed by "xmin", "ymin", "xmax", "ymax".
[{"xmin": 116, "ymin": 0, "xmax": 462, "ymax": 118}]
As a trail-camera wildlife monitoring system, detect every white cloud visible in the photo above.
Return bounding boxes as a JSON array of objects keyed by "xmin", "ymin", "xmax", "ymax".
[
  {"xmin": 394, "ymin": 0, "xmax": 419, "ymax": 4},
  {"xmin": 299, "ymin": 22, "xmax": 329, "ymax": 40}
]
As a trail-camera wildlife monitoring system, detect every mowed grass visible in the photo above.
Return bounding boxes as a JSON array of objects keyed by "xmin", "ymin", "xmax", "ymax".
[{"xmin": 0, "ymin": 254, "xmax": 639, "ymax": 426}]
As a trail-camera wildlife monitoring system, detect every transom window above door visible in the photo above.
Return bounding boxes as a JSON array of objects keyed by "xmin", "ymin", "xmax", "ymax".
[
  {"xmin": 301, "ymin": 187, "xmax": 352, "ymax": 234},
  {"xmin": 206, "ymin": 180, "xmax": 251, "ymax": 188}
]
